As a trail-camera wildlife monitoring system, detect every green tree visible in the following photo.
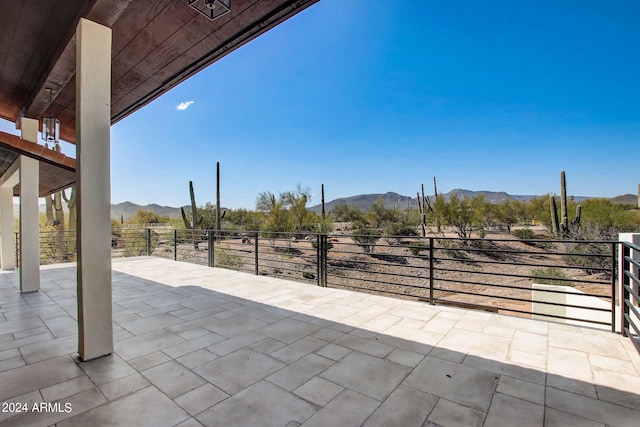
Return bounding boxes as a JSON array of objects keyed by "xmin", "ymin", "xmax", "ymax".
[
  {"xmin": 470, "ymin": 195, "xmax": 492, "ymax": 236},
  {"xmin": 579, "ymin": 198, "xmax": 639, "ymax": 232},
  {"xmin": 128, "ymin": 209, "xmax": 170, "ymax": 225},
  {"xmin": 365, "ymin": 199, "xmax": 399, "ymax": 228},
  {"xmin": 495, "ymin": 199, "xmax": 526, "ymax": 232},
  {"xmin": 256, "ymin": 191, "xmax": 277, "ymax": 213},
  {"xmin": 332, "ymin": 204, "xmax": 364, "ymax": 223},
  {"xmin": 443, "ymin": 194, "xmax": 475, "ymax": 239},
  {"xmin": 281, "ymin": 186, "xmax": 316, "ymax": 233},
  {"xmin": 525, "ymin": 196, "xmax": 552, "ymax": 231},
  {"xmin": 256, "ymin": 185, "xmax": 321, "ymax": 237},
  {"xmin": 224, "ymin": 208, "xmax": 262, "ymax": 231},
  {"xmin": 351, "ymin": 227, "xmax": 382, "ymax": 253}
]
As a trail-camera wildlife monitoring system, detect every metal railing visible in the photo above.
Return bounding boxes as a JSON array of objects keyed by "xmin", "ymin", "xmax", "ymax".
[
  {"xmin": 621, "ymin": 240, "xmax": 640, "ymax": 353},
  {"xmin": 27, "ymin": 228, "xmax": 622, "ymax": 331},
  {"xmin": 323, "ymin": 234, "xmax": 616, "ymax": 330}
]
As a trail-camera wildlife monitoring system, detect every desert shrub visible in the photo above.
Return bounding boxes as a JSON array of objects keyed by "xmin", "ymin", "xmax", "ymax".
[
  {"xmin": 127, "ymin": 209, "xmax": 170, "ymax": 226},
  {"xmin": 332, "ymin": 204, "xmax": 364, "ymax": 223},
  {"xmin": 513, "ymin": 228, "xmax": 535, "ymax": 240},
  {"xmin": 311, "ymin": 240, "xmax": 334, "ymax": 251},
  {"xmin": 111, "ymin": 219, "xmax": 122, "ymax": 247},
  {"xmin": 564, "ymin": 224, "xmax": 618, "ymax": 277},
  {"xmin": 564, "ymin": 240, "xmax": 613, "ymax": 276},
  {"xmin": 215, "ymin": 244, "xmax": 242, "ymax": 269},
  {"xmin": 531, "ymin": 267, "xmax": 572, "ymax": 286},
  {"xmin": 302, "ymin": 272, "xmax": 315, "ymax": 280},
  {"xmin": 351, "ymin": 228, "xmax": 381, "ymax": 253},
  {"xmin": 408, "ymin": 241, "xmax": 429, "ymax": 256},
  {"xmin": 120, "ymin": 229, "xmax": 155, "ymax": 257},
  {"xmin": 384, "ymin": 223, "xmax": 418, "ymax": 245},
  {"xmin": 436, "ymin": 239, "xmax": 471, "ymax": 261},
  {"xmin": 366, "ymin": 199, "xmax": 401, "ymax": 228},
  {"xmin": 512, "ymin": 228, "xmax": 553, "ymax": 249},
  {"xmin": 39, "ymin": 224, "xmax": 57, "ymax": 264}
]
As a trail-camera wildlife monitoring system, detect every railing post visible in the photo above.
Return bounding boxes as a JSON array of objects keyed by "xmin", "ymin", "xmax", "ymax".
[
  {"xmin": 316, "ymin": 234, "xmax": 321, "ymax": 286},
  {"xmin": 254, "ymin": 232, "xmax": 259, "ymax": 275},
  {"xmin": 321, "ymin": 234, "xmax": 328, "ymax": 287},
  {"xmin": 145, "ymin": 228, "xmax": 151, "ymax": 256},
  {"xmin": 429, "ymin": 237, "xmax": 435, "ymax": 305},
  {"xmin": 622, "ymin": 244, "xmax": 631, "ymax": 337},
  {"xmin": 210, "ymin": 230, "xmax": 215, "ymax": 267},
  {"xmin": 15, "ymin": 232, "xmax": 19, "ymax": 268},
  {"xmin": 174, "ymin": 229, "xmax": 177, "ymax": 261},
  {"xmin": 208, "ymin": 230, "xmax": 214, "ymax": 267},
  {"xmin": 611, "ymin": 243, "xmax": 617, "ymax": 332}
]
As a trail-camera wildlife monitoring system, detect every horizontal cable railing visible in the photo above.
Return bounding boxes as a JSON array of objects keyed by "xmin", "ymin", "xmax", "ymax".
[{"xmin": 28, "ymin": 228, "xmax": 622, "ymax": 331}]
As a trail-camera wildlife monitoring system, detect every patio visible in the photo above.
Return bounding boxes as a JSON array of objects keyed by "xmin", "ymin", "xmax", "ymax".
[{"xmin": 1, "ymin": 257, "xmax": 639, "ymax": 426}]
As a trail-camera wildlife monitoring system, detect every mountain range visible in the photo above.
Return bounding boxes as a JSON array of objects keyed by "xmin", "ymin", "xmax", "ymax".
[
  {"xmin": 113, "ymin": 189, "xmax": 637, "ymax": 219},
  {"xmin": 18, "ymin": 190, "xmax": 637, "ymax": 220},
  {"xmin": 110, "ymin": 201, "xmax": 184, "ymax": 220},
  {"xmin": 309, "ymin": 189, "xmax": 603, "ymax": 212}
]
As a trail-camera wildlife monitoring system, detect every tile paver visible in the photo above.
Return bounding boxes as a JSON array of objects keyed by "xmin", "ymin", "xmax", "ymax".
[
  {"xmin": 0, "ymin": 258, "xmax": 639, "ymax": 426},
  {"xmin": 195, "ymin": 381, "xmax": 316, "ymax": 426},
  {"xmin": 404, "ymin": 356, "xmax": 499, "ymax": 412}
]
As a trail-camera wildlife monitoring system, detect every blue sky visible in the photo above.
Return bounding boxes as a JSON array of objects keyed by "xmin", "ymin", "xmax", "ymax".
[{"xmin": 2, "ymin": 0, "xmax": 639, "ymax": 209}]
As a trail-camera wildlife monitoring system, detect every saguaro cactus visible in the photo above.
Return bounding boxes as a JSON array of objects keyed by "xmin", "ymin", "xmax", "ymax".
[
  {"xmin": 215, "ymin": 162, "xmax": 225, "ymax": 238},
  {"xmin": 321, "ymin": 184, "xmax": 326, "ymax": 220},
  {"xmin": 549, "ymin": 170, "xmax": 581, "ymax": 237},
  {"xmin": 62, "ymin": 187, "xmax": 76, "ymax": 253},
  {"xmin": 181, "ymin": 181, "xmax": 204, "ymax": 230},
  {"xmin": 181, "ymin": 181, "xmax": 204, "ymax": 250},
  {"xmin": 416, "ymin": 184, "xmax": 429, "ymax": 237}
]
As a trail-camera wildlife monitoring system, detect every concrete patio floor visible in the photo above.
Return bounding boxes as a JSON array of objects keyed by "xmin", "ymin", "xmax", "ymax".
[{"xmin": 1, "ymin": 257, "xmax": 639, "ymax": 427}]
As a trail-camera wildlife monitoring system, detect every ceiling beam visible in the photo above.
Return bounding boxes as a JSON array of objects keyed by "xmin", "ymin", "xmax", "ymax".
[
  {"xmin": 0, "ymin": 131, "xmax": 75, "ymax": 172},
  {"xmin": 23, "ymin": 0, "xmax": 133, "ymax": 119}
]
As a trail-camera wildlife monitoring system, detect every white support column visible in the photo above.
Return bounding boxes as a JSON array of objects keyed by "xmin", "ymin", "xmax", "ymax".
[
  {"xmin": 0, "ymin": 187, "xmax": 16, "ymax": 270},
  {"xmin": 0, "ymin": 159, "xmax": 20, "ymax": 271},
  {"xmin": 76, "ymin": 18, "xmax": 113, "ymax": 360},
  {"xmin": 19, "ymin": 155, "xmax": 39, "ymax": 292}
]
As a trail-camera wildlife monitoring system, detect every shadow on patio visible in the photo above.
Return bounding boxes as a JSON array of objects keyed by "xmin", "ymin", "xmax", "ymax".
[{"xmin": 1, "ymin": 257, "xmax": 639, "ymax": 426}]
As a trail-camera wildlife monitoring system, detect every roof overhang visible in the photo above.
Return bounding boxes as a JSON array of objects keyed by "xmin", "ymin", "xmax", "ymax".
[
  {"xmin": 0, "ymin": 131, "xmax": 76, "ymax": 197},
  {"xmin": 0, "ymin": 0, "xmax": 320, "ymax": 144}
]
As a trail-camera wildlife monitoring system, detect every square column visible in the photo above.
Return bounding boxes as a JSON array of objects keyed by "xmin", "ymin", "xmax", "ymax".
[
  {"xmin": 19, "ymin": 155, "xmax": 40, "ymax": 292},
  {"xmin": 1, "ymin": 186, "xmax": 16, "ymax": 270},
  {"xmin": 76, "ymin": 18, "xmax": 113, "ymax": 360}
]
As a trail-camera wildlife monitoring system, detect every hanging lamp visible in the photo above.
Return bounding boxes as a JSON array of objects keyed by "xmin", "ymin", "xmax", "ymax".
[{"xmin": 42, "ymin": 88, "xmax": 60, "ymax": 149}]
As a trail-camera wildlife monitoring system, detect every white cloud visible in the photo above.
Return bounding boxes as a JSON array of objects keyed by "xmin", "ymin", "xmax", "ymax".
[{"xmin": 176, "ymin": 101, "xmax": 194, "ymax": 111}]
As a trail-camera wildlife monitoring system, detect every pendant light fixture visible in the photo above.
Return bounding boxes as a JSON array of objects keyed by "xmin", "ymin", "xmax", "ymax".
[{"xmin": 42, "ymin": 88, "xmax": 60, "ymax": 149}]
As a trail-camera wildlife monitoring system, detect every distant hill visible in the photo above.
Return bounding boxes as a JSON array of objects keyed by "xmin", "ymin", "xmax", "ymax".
[
  {"xmin": 111, "ymin": 202, "xmax": 183, "ymax": 220},
  {"xmin": 309, "ymin": 192, "xmax": 416, "ymax": 212},
  {"xmin": 309, "ymin": 189, "xmax": 630, "ymax": 212},
  {"xmin": 308, "ymin": 189, "xmax": 536, "ymax": 212},
  {"xmin": 610, "ymin": 194, "xmax": 638, "ymax": 206}
]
